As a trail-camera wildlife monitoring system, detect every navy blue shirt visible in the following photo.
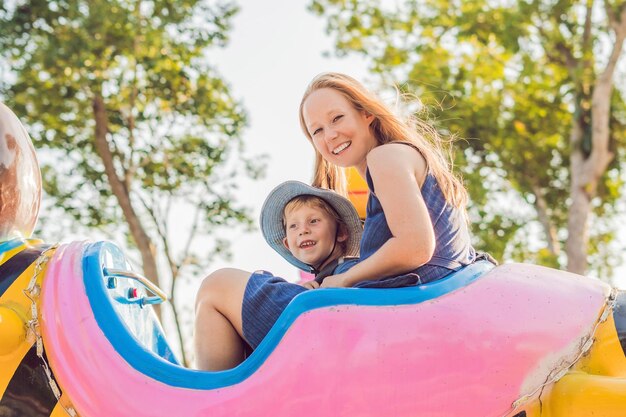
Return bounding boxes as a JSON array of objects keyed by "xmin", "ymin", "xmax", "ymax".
[{"xmin": 355, "ymin": 144, "xmax": 476, "ymax": 286}]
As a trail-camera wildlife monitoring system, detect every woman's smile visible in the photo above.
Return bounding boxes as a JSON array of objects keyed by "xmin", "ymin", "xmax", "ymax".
[{"xmin": 332, "ymin": 141, "xmax": 351, "ymax": 155}]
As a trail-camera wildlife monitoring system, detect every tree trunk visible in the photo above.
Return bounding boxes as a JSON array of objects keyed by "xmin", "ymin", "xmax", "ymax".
[
  {"xmin": 566, "ymin": 134, "xmax": 592, "ymax": 274},
  {"xmin": 531, "ymin": 184, "xmax": 560, "ymax": 258},
  {"xmin": 565, "ymin": 6, "xmax": 625, "ymax": 274},
  {"xmin": 92, "ymin": 93, "xmax": 162, "ymax": 317}
]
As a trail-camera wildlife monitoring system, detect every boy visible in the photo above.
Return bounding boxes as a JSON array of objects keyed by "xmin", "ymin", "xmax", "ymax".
[
  {"xmin": 195, "ymin": 181, "xmax": 364, "ymax": 367},
  {"xmin": 260, "ymin": 180, "xmax": 362, "ymax": 287}
]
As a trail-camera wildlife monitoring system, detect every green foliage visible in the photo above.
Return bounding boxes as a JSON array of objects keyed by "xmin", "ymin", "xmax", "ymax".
[
  {"xmin": 310, "ymin": 0, "xmax": 626, "ymax": 275},
  {"xmin": 0, "ymin": 0, "xmax": 264, "ymax": 273}
]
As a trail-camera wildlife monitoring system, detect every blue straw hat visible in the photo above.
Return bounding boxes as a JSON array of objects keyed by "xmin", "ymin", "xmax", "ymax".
[{"xmin": 260, "ymin": 181, "xmax": 362, "ymax": 272}]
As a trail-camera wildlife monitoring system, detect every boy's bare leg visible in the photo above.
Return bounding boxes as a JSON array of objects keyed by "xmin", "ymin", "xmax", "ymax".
[{"xmin": 194, "ymin": 268, "xmax": 250, "ymax": 371}]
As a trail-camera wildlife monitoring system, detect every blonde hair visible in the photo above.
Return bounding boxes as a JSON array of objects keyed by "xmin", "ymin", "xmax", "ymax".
[
  {"xmin": 283, "ymin": 195, "xmax": 348, "ymax": 254},
  {"xmin": 299, "ymin": 72, "xmax": 468, "ymax": 208}
]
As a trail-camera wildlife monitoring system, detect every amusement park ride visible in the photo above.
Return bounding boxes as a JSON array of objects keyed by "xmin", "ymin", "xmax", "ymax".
[{"xmin": 2, "ymin": 102, "xmax": 626, "ymax": 417}]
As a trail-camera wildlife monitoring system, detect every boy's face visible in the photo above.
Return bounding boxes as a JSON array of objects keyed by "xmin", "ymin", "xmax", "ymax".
[{"xmin": 282, "ymin": 203, "xmax": 348, "ymax": 269}]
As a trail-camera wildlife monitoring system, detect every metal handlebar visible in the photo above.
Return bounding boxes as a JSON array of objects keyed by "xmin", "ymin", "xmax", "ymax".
[{"xmin": 103, "ymin": 268, "xmax": 168, "ymax": 306}]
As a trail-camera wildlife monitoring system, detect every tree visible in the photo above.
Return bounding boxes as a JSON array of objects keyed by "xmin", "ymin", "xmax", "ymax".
[
  {"xmin": 310, "ymin": 0, "xmax": 626, "ymax": 277},
  {"xmin": 0, "ymin": 0, "xmax": 265, "ymax": 365}
]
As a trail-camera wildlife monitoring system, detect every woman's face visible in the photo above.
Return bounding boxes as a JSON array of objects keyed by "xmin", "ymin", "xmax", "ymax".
[{"xmin": 302, "ymin": 88, "xmax": 377, "ymax": 172}]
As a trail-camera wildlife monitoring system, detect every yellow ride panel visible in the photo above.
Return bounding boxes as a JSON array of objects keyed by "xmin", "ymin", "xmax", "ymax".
[{"xmin": 0, "ymin": 242, "xmax": 51, "ymax": 398}]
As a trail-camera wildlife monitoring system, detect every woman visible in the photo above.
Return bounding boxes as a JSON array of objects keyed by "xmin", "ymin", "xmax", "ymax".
[
  {"xmin": 298, "ymin": 72, "xmax": 476, "ymax": 288},
  {"xmin": 193, "ymin": 72, "xmax": 477, "ymax": 371}
]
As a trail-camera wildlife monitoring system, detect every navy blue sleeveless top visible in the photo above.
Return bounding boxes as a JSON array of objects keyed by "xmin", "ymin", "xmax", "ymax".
[{"xmin": 353, "ymin": 143, "xmax": 476, "ymax": 287}]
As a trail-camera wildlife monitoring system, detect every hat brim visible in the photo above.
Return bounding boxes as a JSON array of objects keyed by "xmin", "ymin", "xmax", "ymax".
[{"xmin": 260, "ymin": 181, "xmax": 362, "ymax": 272}]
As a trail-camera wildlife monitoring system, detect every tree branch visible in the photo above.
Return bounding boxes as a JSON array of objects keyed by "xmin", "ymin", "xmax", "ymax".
[
  {"xmin": 530, "ymin": 183, "xmax": 561, "ymax": 257},
  {"xmin": 536, "ymin": 25, "xmax": 578, "ymax": 72},
  {"xmin": 582, "ymin": 0, "xmax": 593, "ymax": 54},
  {"xmin": 139, "ymin": 191, "xmax": 175, "ymax": 273},
  {"xmin": 177, "ymin": 202, "xmax": 203, "ymax": 273},
  {"xmin": 92, "ymin": 91, "xmax": 161, "ymax": 316},
  {"xmin": 600, "ymin": 1, "xmax": 626, "ymax": 86},
  {"xmin": 125, "ymin": 2, "xmax": 141, "ymax": 189},
  {"xmin": 583, "ymin": 1, "xmax": 626, "ymax": 182},
  {"xmin": 604, "ymin": 0, "xmax": 626, "ymax": 33}
]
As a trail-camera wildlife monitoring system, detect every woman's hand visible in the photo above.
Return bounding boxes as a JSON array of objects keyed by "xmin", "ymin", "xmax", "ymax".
[
  {"xmin": 300, "ymin": 280, "xmax": 320, "ymax": 290},
  {"xmin": 319, "ymin": 273, "xmax": 350, "ymax": 288}
]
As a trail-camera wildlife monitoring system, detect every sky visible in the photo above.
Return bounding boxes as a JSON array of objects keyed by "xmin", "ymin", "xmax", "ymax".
[{"xmin": 199, "ymin": 0, "xmax": 370, "ymax": 283}]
